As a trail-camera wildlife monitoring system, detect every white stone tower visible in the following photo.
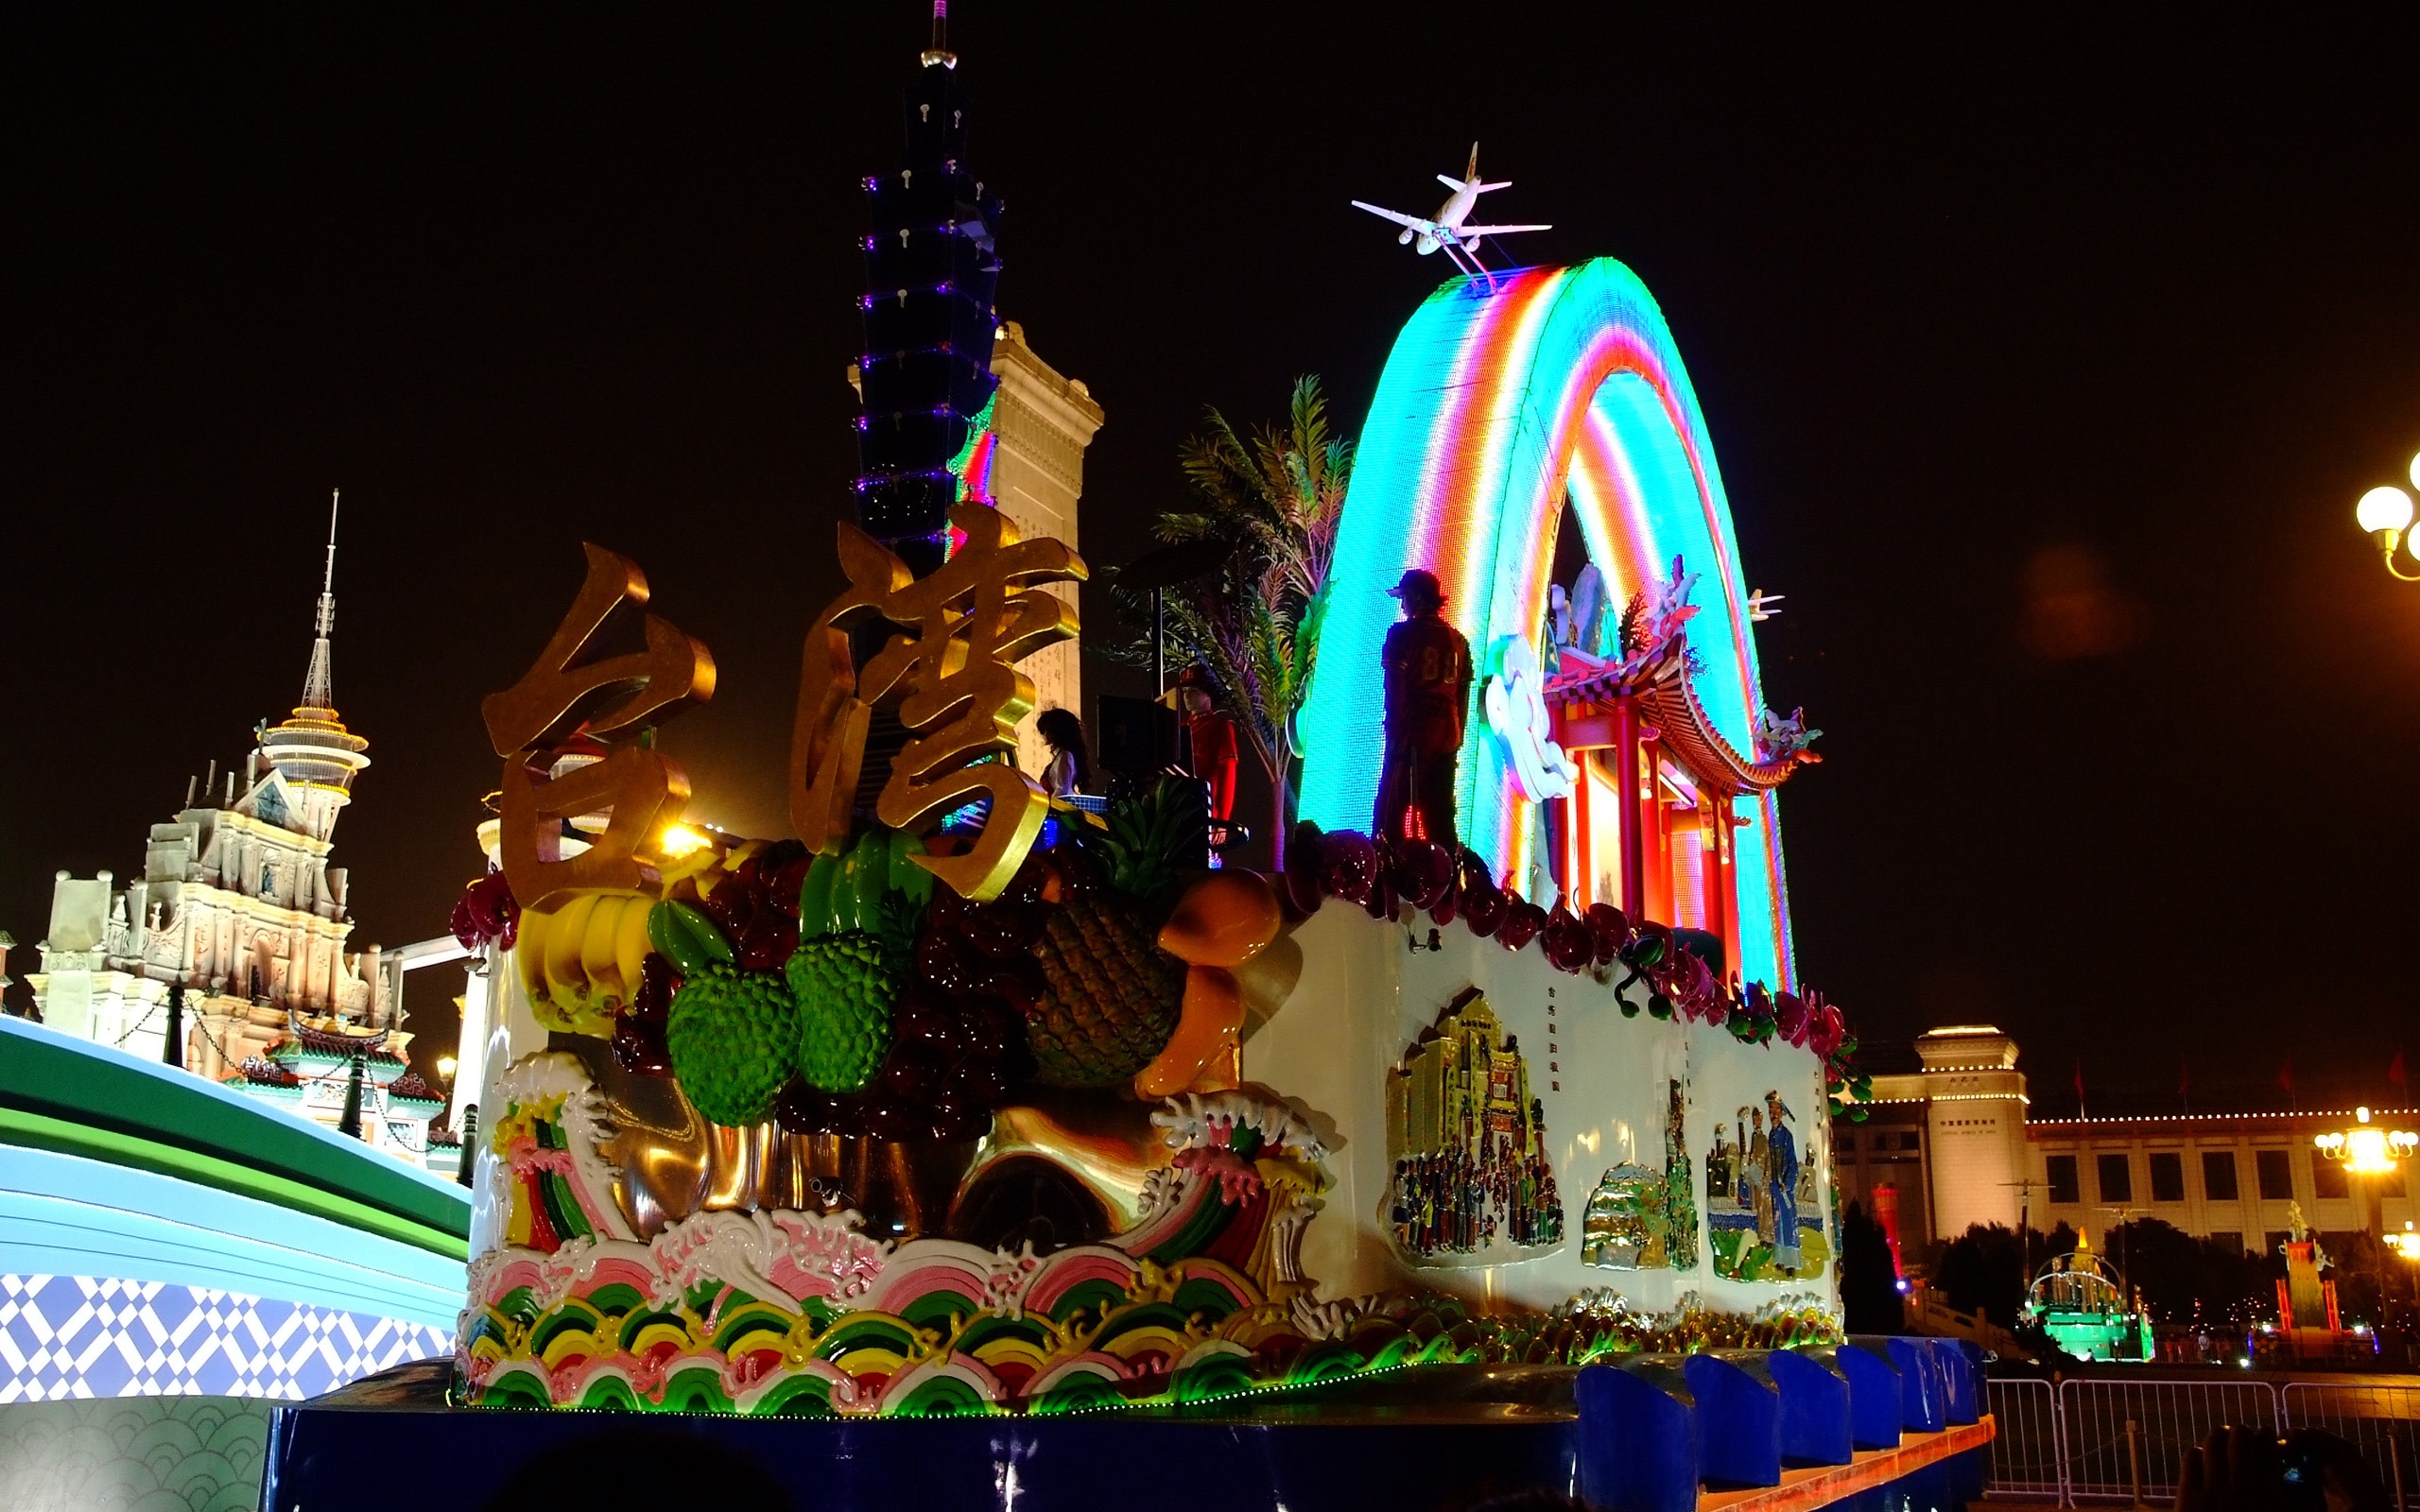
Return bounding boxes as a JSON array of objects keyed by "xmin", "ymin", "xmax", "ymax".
[
  {"xmin": 1913, "ymin": 1024, "xmax": 2031, "ymax": 1236},
  {"xmin": 987, "ymin": 321, "xmax": 1104, "ymax": 776}
]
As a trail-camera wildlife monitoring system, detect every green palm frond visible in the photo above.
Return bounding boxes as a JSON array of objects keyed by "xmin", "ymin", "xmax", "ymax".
[{"xmin": 1113, "ymin": 376, "xmax": 1356, "ymax": 815}]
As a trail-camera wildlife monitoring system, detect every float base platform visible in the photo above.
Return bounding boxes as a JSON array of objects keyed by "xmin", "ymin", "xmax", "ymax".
[{"xmin": 265, "ymin": 1364, "xmax": 1992, "ymax": 1512}]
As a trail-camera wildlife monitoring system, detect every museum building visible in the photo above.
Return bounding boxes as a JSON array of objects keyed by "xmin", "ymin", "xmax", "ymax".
[{"xmin": 1833, "ymin": 1024, "xmax": 2416, "ymax": 1268}]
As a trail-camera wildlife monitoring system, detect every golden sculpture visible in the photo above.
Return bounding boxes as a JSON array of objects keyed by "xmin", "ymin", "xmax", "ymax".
[
  {"xmin": 486, "ymin": 544, "xmax": 716, "ymax": 910},
  {"xmin": 790, "ymin": 501, "xmax": 1085, "ymax": 901}
]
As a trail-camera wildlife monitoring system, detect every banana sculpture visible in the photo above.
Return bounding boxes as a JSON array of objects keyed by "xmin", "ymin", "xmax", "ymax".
[{"xmin": 514, "ymin": 888, "xmax": 656, "ymax": 1037}]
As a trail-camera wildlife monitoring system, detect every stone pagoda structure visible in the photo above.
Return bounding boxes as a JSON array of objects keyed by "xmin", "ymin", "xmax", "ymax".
[{"xmin": 28, "ymin": 497, "xmax": 446, "ymax": 1163}]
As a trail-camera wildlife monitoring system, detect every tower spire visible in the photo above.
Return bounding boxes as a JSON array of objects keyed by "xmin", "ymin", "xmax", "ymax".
[
  {"xmin": 302, "ymin": 490, "xmax": 338, "ymax": 711},
  {"xmin": 260, "ymin": 490, "xmax": 371, "ymax": 839},
  {"xmin": 923, "ymin": 1, "xmax": 955, "ymax": 66}
]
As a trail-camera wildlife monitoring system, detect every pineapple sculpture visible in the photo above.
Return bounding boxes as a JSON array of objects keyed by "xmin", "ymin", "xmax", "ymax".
[{"xmin": 1025, "ymin": 780, "xmax": 1199, "ymax": 1088}]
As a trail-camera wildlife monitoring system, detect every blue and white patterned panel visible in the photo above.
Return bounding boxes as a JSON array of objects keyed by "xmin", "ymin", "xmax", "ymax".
[{"xmin": 0, "ymin": 1275, "xmax": 449, "ymax": 1401}]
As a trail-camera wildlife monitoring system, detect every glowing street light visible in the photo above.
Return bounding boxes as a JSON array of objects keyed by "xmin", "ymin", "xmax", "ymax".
[
  {"xmin": 2387, "ymin": 1222, "xmax": 2420, "ymax": 1263},
  {"xmin": 2315, "ymin": 1107, "xmax": 2417, "ymax": 1241},
  {"xmin": 2354, "ymin": 455, "xmax": 2420, "ymax": 581}
]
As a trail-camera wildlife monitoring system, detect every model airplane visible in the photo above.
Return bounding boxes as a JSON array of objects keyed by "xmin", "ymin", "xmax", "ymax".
[{"xmin": 1352, "ymin": 144, "xmax": 1550, "ymax": 282}]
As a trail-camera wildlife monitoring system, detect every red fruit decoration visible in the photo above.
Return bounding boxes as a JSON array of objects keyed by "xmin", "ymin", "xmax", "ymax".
[
  {"xmin": 450, "ymin": 869, "xmax": 521, "ymax": 953},
  {"xmin": 1318, "ymin": 831, "xmax": 1380, "ymax": 906},
  {"xmin": 1392, "ymin": 839, "xmax": 1456, "ymax": 912},
  {"xmin": 1583, "ymin": 902, "xmax": 1631, "ymax": 965},
  {"xmin": 1541, "ymin": 904, "xmax": 1595, "ymax": 973},
  {"xmin": 1502, "ymin": 899, "xmax": 1550, "ymax": 953},
  {"xmin": 1459, "ymin": 864, "xmax": 1507, "ymax": 937},
  {"xmin": 1363, "ymin": 841, "xmax": 1399, "ymax": 922},
  {"xmin": 1773, "ymin": 991, "xmax": 1809, "ymax": 1046}
]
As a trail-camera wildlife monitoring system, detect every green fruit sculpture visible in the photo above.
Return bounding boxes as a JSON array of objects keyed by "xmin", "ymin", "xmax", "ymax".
[
  {"xmin": 786, "ymin": 829, "xmax": 931, "ymax": 1093},
  {"xmin": 650, "ymin": 899, "xmax": 799, "ymax": 1127}
]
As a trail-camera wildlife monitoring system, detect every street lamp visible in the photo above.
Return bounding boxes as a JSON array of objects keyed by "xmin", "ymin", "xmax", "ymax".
[
  {"xmin": 2315, "ymin": 1108, "xmax": 2417, "ymax": 1327},
  {"xmin": 2388, "ymin": 1222, "xmax": 2420, "ymax": 1263},
  {"xmin": 2353, "ymin": 453, "xmax": 2420, "ymax": 581}
]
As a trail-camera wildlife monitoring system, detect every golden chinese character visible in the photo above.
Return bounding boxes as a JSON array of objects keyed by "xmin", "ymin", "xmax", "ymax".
[
  {"xmin": 489, "ymin": 544, "xmax": 715, "ymax": 910},
  {"xmin": 482, "ymin": 543, "xmax": 716, "ymax": 757},
  {"xmin": 790, "ymin": 501, "xmax": 1084, "ymax": 901},
  {"xmin": 498, "ymin": 747, "xmax": 691, "ymax": 910}
]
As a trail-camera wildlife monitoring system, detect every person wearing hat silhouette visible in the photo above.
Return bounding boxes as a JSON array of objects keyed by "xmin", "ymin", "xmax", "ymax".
[{"xmin": 1375, "ymin": 568, "xmax": 1474, "ymax": 847}]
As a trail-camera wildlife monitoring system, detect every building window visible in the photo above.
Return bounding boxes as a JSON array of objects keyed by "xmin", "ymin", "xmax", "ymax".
[
  {"xmin": 2256, "ymin": 1149, "xmax": 2294, "ymax": 1201},
  {"xmin": 1900, "ymin": 1132, "xmax": 1921, "ymax": 1151},
  {"xmin": 2312, "ymin": 1159, "xmax": 2348, "ymax": 1200},
  {"xmin": 2207, "ymin": 1229, "xmax": 2243, "ymax": 1256},
  {"xmin": 2097, "ymin": 1153, "xmax": 2133, "ymax": 1204},
  {"xmin": 2047, "ymin": 1155, "xmax": 2080, "ymax": 1205},
  {"xmin": 2203, "ymin": 1151, "xmax": 2238, "ymax": 1201},
  {"xmin": 2149, "ymin": 1152, "xmax": 2185, "ymax": 1203}
]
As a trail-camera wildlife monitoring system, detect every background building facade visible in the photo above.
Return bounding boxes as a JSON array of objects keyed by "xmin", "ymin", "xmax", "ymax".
[{"xmin": 1831, "ymin": 1024, "xmax": 2416, "ymax": 1267}]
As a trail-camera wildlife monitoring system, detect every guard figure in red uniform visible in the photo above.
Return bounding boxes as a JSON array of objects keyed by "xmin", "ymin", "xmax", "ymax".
[
  {"xmin": 1177, "ymin": 664, "xmax": 1238, "ymax": 825},
  {"xmin": 1374, "ymin": 568, "xmax": 1473, "ymax": 847}
]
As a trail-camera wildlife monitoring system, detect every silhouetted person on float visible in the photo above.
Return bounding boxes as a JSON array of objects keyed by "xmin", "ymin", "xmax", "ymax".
[{"xmin": 1374, "ymin": 568, "xmax": 1473, "ymax": 848}]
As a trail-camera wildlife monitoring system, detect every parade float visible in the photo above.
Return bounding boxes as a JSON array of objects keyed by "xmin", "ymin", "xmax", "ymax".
[
  {"xmin": 261, "ymin": 39, "xmax": 1990, "ymax": 1512},
  {"xmin": 2019, "ymin": 1230, "xmax": 2152, "ymax": 1364}
]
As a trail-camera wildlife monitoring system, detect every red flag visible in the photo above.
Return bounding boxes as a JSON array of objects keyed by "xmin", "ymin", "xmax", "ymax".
[
  {"xmin": 2277, "ymin": 1056, "xmax": 2295, "ymax": 1094},
  {"xmin": 2391, "ymin": 1051, "xmax": 2409, "ymax": 1096},
  {"xmin": 2178, "ymin": 1058, "xmax": 2190, "ymax": 1098},
  {"xmin": 2073, "ymin": 1058, "xmax": 2087, "ymax": 1115}
]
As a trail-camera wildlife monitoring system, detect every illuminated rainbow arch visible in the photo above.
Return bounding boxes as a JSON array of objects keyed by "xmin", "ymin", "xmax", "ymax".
[{"xmin": 1297, "ymin": 257, "xmax": 1795, "ymax": 988}]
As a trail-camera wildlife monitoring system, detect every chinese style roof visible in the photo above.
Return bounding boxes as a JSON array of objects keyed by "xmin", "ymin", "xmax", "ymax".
[
  {"xmin": 1544, "ymin": 642, "xmax": 1816, "ymax": 797},
  {"xmin": 232, "ymin": 1057, "xmax": 302, "ymax": 1090},
  {"xmin": 268, "ymin": 1021, "xmax": 406, "ymax": 1066},
  {"xmin": 384, "ymin": 1071, "xmax": 445, "ymax": 1108}
]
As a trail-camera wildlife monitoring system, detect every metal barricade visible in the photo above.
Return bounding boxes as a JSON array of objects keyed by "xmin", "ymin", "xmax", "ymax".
[
  {"xmin": 2055, "ymin": 1378, "xmax": 2280, "ymax": 1504},
  {"xmin": 2281, "ymin": 1382, "xmax": 2420, "ymax": 1512},
  {"xmin": 1983, "ymin": 1376, "xmax": 2066, "ymax": 1502}
]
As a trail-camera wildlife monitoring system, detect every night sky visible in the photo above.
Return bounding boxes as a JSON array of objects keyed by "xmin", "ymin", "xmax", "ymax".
[{"xmin": 7, "ymin": 7, "xmax": 2418, "ymax": 1112}]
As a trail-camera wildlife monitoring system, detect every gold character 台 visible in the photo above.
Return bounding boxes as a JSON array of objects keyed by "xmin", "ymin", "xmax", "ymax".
[{"xmin": 487, "ymin": 544, "xmax": 715, "ymax": 910}]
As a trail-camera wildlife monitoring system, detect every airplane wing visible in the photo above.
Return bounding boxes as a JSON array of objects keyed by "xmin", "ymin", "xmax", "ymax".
[
  {"xmin": 1351, "ymin": 200, "xmax": 1430, "ymax": 232},
  {"xmin": 1457, "ymin": 223, "xmax": 1551, "ymax": 236}
]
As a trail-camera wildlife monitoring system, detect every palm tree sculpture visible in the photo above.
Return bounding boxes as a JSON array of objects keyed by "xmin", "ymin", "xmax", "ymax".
[{"xmin": 1117, "ymin": 376, "xmax": 1352, "ymax": 868}]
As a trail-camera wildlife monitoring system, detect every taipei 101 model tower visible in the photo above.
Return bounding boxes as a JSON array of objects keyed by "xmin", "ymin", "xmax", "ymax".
[
  {"xmin": 850, "ymin": 1, "xmax": 1008, "ymax": 578},
  {"xmin": 847, "ymin": 3, "xmax": 1104, "ymax": 778}
]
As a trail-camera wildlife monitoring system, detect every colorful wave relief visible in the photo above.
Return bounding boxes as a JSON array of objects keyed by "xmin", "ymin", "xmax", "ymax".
[{"xmin": 458, "ymin": 1076, "xmax": 1466, "ymax": 1416}]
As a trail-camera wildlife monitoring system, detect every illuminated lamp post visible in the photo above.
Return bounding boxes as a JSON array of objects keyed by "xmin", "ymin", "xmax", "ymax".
[
  {"xmin": 2352, "ymin": 454, "xmax": 2420, "ymax": 579},
  {"xmin": 2314, "ymin": 1107, "xmax": 2418, "ymax": 1329},
  {"xmin": 2388, "ymin": 1222, "xmax": 2420, "ymax": 1263}
]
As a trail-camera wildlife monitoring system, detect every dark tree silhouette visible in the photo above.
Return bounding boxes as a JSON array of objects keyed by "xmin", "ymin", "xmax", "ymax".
[
  {"xmin": 1936, "ymin": 1223, "xmax": 2030, "ymax": 1328},
  {"xmin": 1840, "ymin": 1200, "xmax": 1903, "ymax": 1334}
]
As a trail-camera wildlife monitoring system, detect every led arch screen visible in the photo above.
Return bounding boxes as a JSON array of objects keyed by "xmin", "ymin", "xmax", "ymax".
[{"xmin": 1297, "ymin": 258, "xmax": 1794, "ymax": 988}]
